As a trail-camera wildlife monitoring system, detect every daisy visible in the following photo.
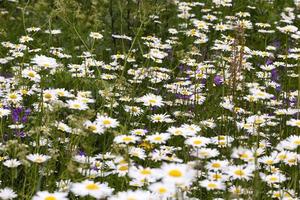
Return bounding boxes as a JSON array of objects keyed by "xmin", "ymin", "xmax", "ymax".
[
  {"xmin": 283, "ymin": 152, "xmax": 299, "ymax": 166},
  {"xmin": 286, "ymin": 135, "xmax": 300, "ymax": 149},
  {"xmin": 129, "ymin": 147, "xmax": 146, "ymax": 159},
  {"xmin": 185, "ymin": 136, "xmax": 210, "ymax": 148},
  {"xmin": 56, "ymin": 122, "xmax": 72, "ymax": 133},
  {"xmin": 146, "ymin": 133, "xmax": 170, "ymax": 144},
  {"xmin": 114, "ymin": 135, "xmax": 140, "ymax": 144},
  {"xmin": 21, "ymin": 68, "xmax": 40, "ymax": 82},
  {"xmin": 6, "ymin": 92, "xmax": 22, "ymax": 104},
  {"xmin": 43, "ymin": 90, "xmax": 58, "ymax": 102},
  {"xmin": 130, "ymin": 129, "xmax": 148, "ymax": 136},
  {"xmin": 150, "ymin": 114, "xmax": 173, "ymax": 123},
  {"xmin": 206, "ymin": 160, "xmax": 229, "ymax": 172},
  {"xmin": 227, "ymin": 165, "xmax": 254, "ymax": 180},
  {"xmin": 277, "ymin": 25, "xmax": 298, "ymax": 33},
  {"xmin": 124, "ymin": 105, "xmax": 143, "ymax": 116},
  {"xmin": 83, "ymin": 120, "xmax": 105, "ymax": 134},
  {"xmin": 31, "ymin": 55, "xmax": 59, "ymax": 69},
  {"xmin": 71, "ymin": 180, "xmax": 113, "ymax": 199},
  {"xmin": 138, "ymin": 93, "xmax": 164, "ymax": 107},
  {"xmin": 148, "ymin": 182, "xmax": 176, "ymax": 199},
  {"xmin": 3, "ymin": 159, "xmax": 21, "ymax": 168},
  {"xmin": 167, "ymin": 126, "xmax": 191, "ymax": 137},
  {"xmin": 26, "ymin": 153, "xmax": 51, "ymax": 164},
  {"xmin": 115, "ymin": 163, "xmax": 129, "ymax": 176},
  {"xmin": 261, "ymin": 173, "xmax": 286, "ymax": 184},
  {"xmin": 66, "ymin": 99, "xmax": 89, "ymax": 110},
  {"xmin": 192, "ymin": 148, "xmax": 220, "ymax": 159},
  {"xmin": 231, "ymin": 147, "xmax": 254, "ymax": 162},
  {"xmin": 109, "ymin": 190, "xmax": 152, "ymax": 200},
  {"xmin": 32, "ymin": 191, "xmax": 68, "ymax": 200},
  {"xmin": 0, "ymin": 108, "xmax": 10, "ymax": 118},
  {"xmin": 229, "ymin": 185, "xmax": 245, "ymax": 196},
  {"xmin": 0, "ymin": 188, "xmax": 17, "ymax": 200},
  {"xmin": 128, "ymin": 166, "xmax": 158, "ymax": 183},
  {"xmin": 160, "ymin": 163, "xmax": 196, "ymax": 185},
  {"xmin": 200, "ymin": 179, "xmax": 225, "ymax": 190},
  {"xmin": 286, "ymin": 119, "xmax": 300, "ymax": 128},
  {"xmin": 259, "ymin": 155, "xmax": 279, "ymax": 166},
  {"xmin": 96, "ymin": 115, "xmax": 119, "ymax": 128},
  {"xmin": 208, "ymin": 171, "xmax": 229, "ymax": 182}
]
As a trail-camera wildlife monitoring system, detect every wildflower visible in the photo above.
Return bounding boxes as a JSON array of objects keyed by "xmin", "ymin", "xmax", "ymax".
[
  {"xmin": 185, "ymin": 136, "xmax": 210, "ymax": 148},
  {"xmin": 3, "ymin": 159, "xmax": 21, "ymax": 168},
  {"xmin": 206, "ymin": 160, "xmax": 229, "ymax": 172},
  {"xmin": 138, "ymin": 93, "xmax": 164, "ymax": 107},
  {"xmin": 96, "ymin": 115, "xmax": 119, "ymax": 128},
  {"xmin": 214, "ymin": 75, "xmax": 223, "ymax": 86},
  {"xmin": 0, "ymin": 188, "xmax": 17, "ymax": 200},
  {"xmin": 261, "ymin": 173, "xmax": 286, "ymax": 184},
  {"xmin": 286, "ymin": 119, "xmax": 300, "ymax": 128},
  {"xmin": 114, "ymin": 135, "xmax": 140, "ymax": 144},
  {"xmin": 109, "ymin": 190, "xmax": 152, "ymax": 200},
  {"xmin": 0, "ymin": 108, "xmax": 10, "ymax": 118},
  {"xmin": 31, "ymin": 55, "xmax": 59, "ymax": 69},
  {"xmin": 146, "ymin": 133, "xmax": 170, "ymax": 144},
  {"xmin": 21, "ymin": 69, "xmax": 40, "ymax": 82},
  {"xmin": 32, "ymin": 191, "xmax": 68, "ymax": 200},
  {"xmin": 200, "ymin": 179, "xmax": 225, "ymax": 190},
  {"xmin": 89, "ymin": 32, "xmax": 103, "ymax": 39},
  {"xmin": 148, "ymin": 182, "xmax": 176, "ymax": 199},
  {"xmin": 160, "ymin": 163, "xmax": 196, "ymax": 185},
  {"xmin": 71, "ymin": 180, "xmax": 113, "ymax": 199},
  {"xmin": 26, "ymin": 153, "xmax": 51, "ymax": 164},
  {"xmin": 66, "ymin": 99, "xmax": 89, "ymax": 110},
  {"xmin": 227, "ymin": 165, "xmax": 254, "ymax": 180},
  {"xmin": 83, "ymin": 120, "xmax": 104, "ymax": 134}
]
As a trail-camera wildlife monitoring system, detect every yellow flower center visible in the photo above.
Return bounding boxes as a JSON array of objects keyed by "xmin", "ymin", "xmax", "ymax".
[
  {"xmin": 211, "ymin": 163, "xmax": 221, "ymax": 168},
  {"xmin": 103, "ymin": 119, "xmax": 111, "ymax": 125},
  {"xmin": 88, "ymin": 125, "xmax": 97, "ymax": 131},
  {"xmin": 193, "ymin": 140, "xmax": 202, "ymax": 145},
  {"xmin": 28, "ymin": 72, "xmax": 35, "ymax": 77},
  {"xmin": 212, "ymin": 174, "xmax": 222, "ymax": 180},
  {"xmin": 158, "ymin": 188, "xmax": 167, "ymax": 194},
  {"xmin": 149, "ymin": 99, "xmax": 157, "ymax": 104},
  {"xmin": 168, "ymin": 169, "xmax": 182, "ymax": 177},
  {"xmin": 45, "ymin": 196, "xmax": 57, "ymax": 200},
  {"xmin": 44, "ymin": 93, "xmax": 52, "ymax": 99},
  {"xmin": 140, "ymin": 169, "xmax": 151, "ymax": 175},
  {"xmin": 154, "ymin": 136, "xmax": 162, "ymax": 141},
  {"xmin": 288, "ymin": 159, "xmax": 296, "ymax": 164},
  {"xmin": 265, "ymin": 160, "xmax": 273, "ymax": 165},
  {"xmin": 234, "ymin": 169, "xmax": 245, "ymax": 176},
  {"xmin": 119, "ymin": 165, "xmax": 128, "ymax": 171},
  {"xmin": 269, "ymin": 177, "xmax": 278, "ymax": 182},
  {"xmin": 73, "ymin": 104, "xmax": 81, "ymax": 109},
  {"xmin": 293, "ymin": 139, "xmax": 300, "ymax": 145},
  {"xmin": 127, "ymin": 198, "xmax": 137, "ymax": 200},
  {"xmin": 86, "ymin": 183, "xmax": 99, "ymax": 190},
  {"xmin": 174, "ymin": 130, "xmax": 182, "ymax": 135},
  {"xmin": 240, "ymin": 153, "xmax": 249, "ymax": 159},
  {"xmin": 9, "ymin": 94, "xmax": 17, "ymax": 99},
  {"xmin": 35, "ymin": 157, "xmax": 44, "ymax": 163},
  {"xmin": 278, "ymin": 154, "xmax": 287, "ymax": 160},
  {"xmin": 122, "ymin": 136, "xmax": 133, "ymax": 142},
  {"xmin": 207, "ymin": 183, "xmax": 217, "ymax": 188}
]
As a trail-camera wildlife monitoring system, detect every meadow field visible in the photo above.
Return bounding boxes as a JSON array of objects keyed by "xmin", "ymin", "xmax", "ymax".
[{"xmin": 0, "ymin": 0, "xmax": 300, "ymax": 199}]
